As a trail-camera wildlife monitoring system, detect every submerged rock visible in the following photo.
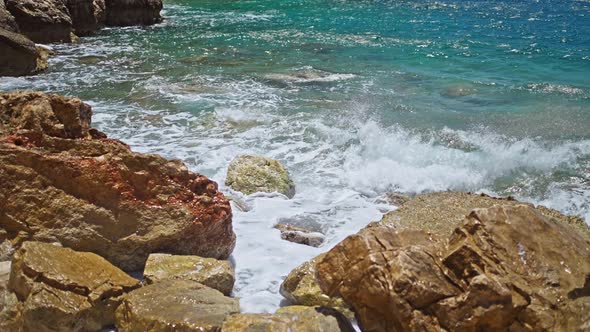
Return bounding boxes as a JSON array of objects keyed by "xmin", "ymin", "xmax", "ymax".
[
  {"xmin": 115, "ymin": 279, "xmax": 239, "ymax": 332},
  {"xmin": 0, "ymin": 28, "xmax": 43, "ymax": 76},
  {"xmin": 226, "ymin": 155, "xmax": 295, "ymax": 198},
  {"xmin": 8, "ymin": 241, "xmax": 140, "ymax": 331},
  {"xmin": 104, "ymin": 0, "xmax": 163, "ymax": 26},
  {"xmin": 5, "ymin": 0, "xmax": 74, "ymax": 43},
  {"xmin": 0, "ymin": 91, "xmax": 235, "ymax": 270},
  {"xmin": 143, "ymin": 253, "xmax": 235, "ymax": 295},
  {"xmin": 274, "ymin": 224, "xmax": 325, "ymax": 247},
  {"xmin": 222, "ymin": 306, "xmax": 353, "ymax": 332},
  {"xmin": 279, "ymin": 255, "xmax": 353, "ymax": 319},
  {"xmin": 66, "ymin": 0, "xmax": 106, "ymax": 36},
  {"xmin": 316, "ymin": 203, "xmax": 590, "ymax": 332}
]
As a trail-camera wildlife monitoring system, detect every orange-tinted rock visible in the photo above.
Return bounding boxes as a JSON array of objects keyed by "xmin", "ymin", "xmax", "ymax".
[
  {"xmin": 316, "ymin": 204, "xmax": 590, "ymax": 332},
  {"xmin": 0, "ymin": 91, "xmax": 235, "ymax": 271}
]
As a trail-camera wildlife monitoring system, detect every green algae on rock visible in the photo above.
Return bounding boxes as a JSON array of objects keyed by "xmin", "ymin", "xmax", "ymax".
[
  {"xmin": 226, "ymin": 155, "xmax": 295, "ymax": 198},
  {"xmin": 116, "ymin": 279, "xmax": 239, "ymax": 332},
  {"xmin": 143, "ymin": 253, "xmax": 235, "ymax": 296}
]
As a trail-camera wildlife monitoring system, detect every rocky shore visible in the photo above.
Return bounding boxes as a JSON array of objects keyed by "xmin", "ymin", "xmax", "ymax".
[{"xmin": 0, "ymin": 0, "xmax": 163, "ymax": 77}]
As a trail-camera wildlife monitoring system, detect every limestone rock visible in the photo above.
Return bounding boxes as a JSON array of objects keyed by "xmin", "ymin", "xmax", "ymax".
[
  {"xmin": 116, "ymin": 279, "xmax": 239, "ymax": 332},
  {"xmin": 105, "ymin": 0, "xmax": 163, "ymax": 26},
  {"xmin": 0, "ymin": 0, "xmax": 18, "ymax": 32},
  {"xmin": 226, "ymin": 155, "xmax": 295, "ymax": 198},
  {"xmin": 0, "ymin": 91, "xmax": 235, "ymax": 270},
  {"xmin": 0, "ymin": 28, "xmax": 43, "ymax": 77},
  {"xmin": 66, "ymin": 0, "xmax": 106, "ymax": 35},
  {"xmin": 222, "ymin": 306, "xmax": 352, "ymax": 332},
  {"xmin": 8, "ymin": 241, "xmax": 140, "ymax": 331},
  {"xmin": 143, "ymin": 253, "xmax": 235, "ymax": 295},
  {"xmin": 279, "ymin": 254, "xmax": 353, "ymax": 318},
  {"xmin": 275, "ymin": 224, "xmax": 325, "ymax": 247},
  {"xmin": 316, "ymin": 204, "xmax": 590, "ymax": 332},
  {"xmin": 5, "ymin": 0, "xmax": 74, "ymax": 43}
]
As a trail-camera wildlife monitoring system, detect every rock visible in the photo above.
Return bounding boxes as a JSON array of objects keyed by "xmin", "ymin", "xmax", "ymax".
[
  {"xmin": 280, "ymin": 254, "xmax": 353, "ymax": 318},
  {"xmin": 316, "ymin": 204, "xmax": 590, "ymax": 332},
  {"xmin": 0, "ymin": 289, "xmax": 21, "ymax": 332},
  {"xmin": 104, "ymin": 0, "xmax": 163, "ymax": 26},
  {"xmin": 222, "ymin": 306, "xmax": 353, "ymax": 332},
  {"xmin": 143, "ymin": 253, "xmax": 235, "ymax": 295},
  {"xmin": 0, "ymin": 0, "xmax": 18, "ymax": 32},
  {"xmin": 0, "ymin": 91, "xmax": 235, "ymax": 270},
  {"xmin": 66, "ymin": 0, "xmax": 106, "ymax": 36},
  {"xmin": 274, "ymin": 224, "xmax": 325, "ymax": 247},
  {"xmin": 5, "ymin": 0, "xmax": 74, "ymax": 43},
  {"xmin": 0, "ymin": 261, "xmax": 9, "ymax": 291},
  {"xmin": 226, "ymin": 155, "xmax": 295, "ymax": 198},
  {"xmin": 115, "ymin": 279, "xmax": 239, "ymax": 332},
  {"xmin": 8, "ymin": 241, "xmax": 140, "ymax": 331},
  {"xmin": 0, "ymin": 28, "xmax": 44, "ymax": 77}
]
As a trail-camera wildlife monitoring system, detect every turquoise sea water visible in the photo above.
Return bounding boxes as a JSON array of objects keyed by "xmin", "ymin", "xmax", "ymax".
[{"xmin": 2, "ymin": 0, "xmax": 590, "ymax": 312}]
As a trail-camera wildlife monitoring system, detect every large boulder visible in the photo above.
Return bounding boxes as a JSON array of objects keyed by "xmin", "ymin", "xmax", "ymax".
[
  {"xmin": 0, "ymin": 28, "xmax": 43, "ymax": 77},
  {"xmin": 143, "ymin": 253, "xmax": 235, "ymax": 295},
  {"xmin": 0, "ymin": 91, "xmax": 235, "ymax": 270},
  {"xmin": 7, "ymin": 241, "xmax": 140, "ymax": 331},
  {"xmin": 226, "ymin": 155, "xmax": 296, "ymax": 198},
  {"xmin": 66, "ymin": 0, "xmax": 106, "ymax": 36},
  {"xmin": 222, "ymin": 306, "xmax": 354, "ymax": 332},
  {"xmin": 316, "ymin": 204, "xmax": 590, "ymax": 332},
  {"xmin": 115, "ymin": 279, "xmax": 239, "ymax": 332},
  {"xmin": 0, "ymin": 0, "xmax": 18, "ymax": 32},
  {"xmin": 5, "ymin": 0, "xmax": 74, "ymax": 43},
  {"xmin": 104, "ymin": 0, "xmax": 162, "ymax": 26}
]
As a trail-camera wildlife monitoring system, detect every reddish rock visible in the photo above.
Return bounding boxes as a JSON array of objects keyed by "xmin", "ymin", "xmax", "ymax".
[{"xmin": 0, "ymin": 91, "xmax": 235, "ymax": 271}]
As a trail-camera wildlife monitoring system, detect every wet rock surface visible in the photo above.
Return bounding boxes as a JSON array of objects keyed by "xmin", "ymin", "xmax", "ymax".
[
  {"xmin": 316, "ymin": 203, "xmax": 590, "ymax": 332},
  {"xmin": 143, "ymin": 253, "xmax": 235, "ymax": 295},
  {"xmin": 5, "ymin": 0, "xmax": 74, "ymax": 43},
  {"xmin": 105, "ymin": 0, "xmax": 163, "ymax": 26},
  {"xmin": 226, "ymin": 154, "xmax": 296, "ymax": 198},
  {"xmin": 274, "ymin": 224, "xmax": 325, "ymax": 247},
  {"xmin": 116, "ymin": 279, "xmax": 239, "ymax": 332},
  {"xmin": 7, "ymin": 241, "xmax": 140, "ymax": 331},
  {"xmin": 0, "ymin": 91, "xmax": 235, "ymax": 270}
]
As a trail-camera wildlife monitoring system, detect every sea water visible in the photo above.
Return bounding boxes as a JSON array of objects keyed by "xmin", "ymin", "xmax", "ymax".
[{"xmin": 1, "ymin": 0, "xmax": 589, "ymax": 313}]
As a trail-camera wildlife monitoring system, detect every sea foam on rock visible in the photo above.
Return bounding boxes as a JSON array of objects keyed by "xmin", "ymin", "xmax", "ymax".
[
  {"xmin": 315, "ymin": 192, "xmax": 590, "ymax": 332},
  {"xmin": 0, "ymin": 91, "xmax": 235, "ymax": 270},
  {"xmin": 226, "ymin": 154, "xmax": 296, "ymax": 198}
]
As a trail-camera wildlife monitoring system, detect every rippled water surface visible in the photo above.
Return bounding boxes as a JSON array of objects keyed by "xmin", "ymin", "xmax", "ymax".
[{"xmin": 1, "ymin": 0, "xmax": 589, "ymax": 313}]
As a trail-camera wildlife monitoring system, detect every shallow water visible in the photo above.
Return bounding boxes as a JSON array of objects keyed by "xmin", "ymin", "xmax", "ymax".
[{"xmin": 1, "ymin": 0, "xmax": 589, "ymax": 313}]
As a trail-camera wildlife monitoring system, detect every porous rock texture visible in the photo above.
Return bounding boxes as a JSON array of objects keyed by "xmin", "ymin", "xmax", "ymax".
[
  {"xmin": 5, "ymin": 0, "xmax": 74, "ymax": 43},
  {"xmin": 105, "ymin": 0, "xmax": 162, "ymax": 26},
  {"xmin": 7, "ymin": 241, "xmax": 140, "ymax": 331},
  {"xmin": 316, "ymin": 203, "xmax": 590, "ymax": 332},
  {"xmin": 0, "ymin": 91, "xmax": 235, "ymax": 271},
  {"xmin": 226, "ymin": 154, "xmax": 296, "ymax": 198},
  {"xmin": 143, "ymin": 253, "xmax": 235, "ymax": 295},
  {"xmin": 0, "ymin": 28, "xmax": 43, "ymax": 76},
  {"xmin": 115, "ymin": 279, "xmax": 239, "ymax": 332}
]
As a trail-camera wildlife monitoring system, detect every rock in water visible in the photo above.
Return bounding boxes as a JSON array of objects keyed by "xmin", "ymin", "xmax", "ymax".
[
  {"xmin": 226, "ymin": 154, "xmax": 295, "ymax": 198},
  {"xmin": 115, "ymin": 279, "xmax": 239, "ymax": 332},
  {"xmin": 104, "ymin": 0, "xmax": 162, "ymax": 26},
  {"xmin": 0, "ymin": 91, "xmax": 235, "ymax": 270},
  {"xmin": 143, "ymin": 253, "xmax": 235, "ymax": 295},
  {"xmin": 0, "ymin": 0, "xmax": 18, "ymax": 32},
  {"xmin": 0, "ymin": 28, "xmax": 43, "ymax": 76},
  {"xmin": 5, "ymin": 0, "xmax": 74, "ymax": 43},
  {"xmin": 275, "ymin": 224, "xmax": 325, "ymax": 247},
  {"xmin": 66, "ymin": 0, "xmax": 106, "ymax": 36},
  {"xmin": 316, "ymin": 204, "xmax": 590, "ymax": 332},
  {"xmin": 7, "ymin": 241, "xmax": 140, "ymax": 331}
]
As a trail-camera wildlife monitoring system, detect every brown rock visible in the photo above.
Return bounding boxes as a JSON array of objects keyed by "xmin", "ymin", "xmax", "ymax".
[
  {"xmin": 143, "ymin": 253, "xmax": 235, "ymax": 295},
  {"xmin": 0, "ymin": 91, "xmax": 235, "ymax": 270},
  {"xmin": 0, "ymin": 28, "xmax": 43, "ymax": 77},
  {"xmin": 0, "ymin": 0, "xmax": 18, "ymax": 32},
  {"xmin": 66, "ymin": 0, "xmax": 106, "ymax": 35},
  {"xmin": 116, "ymin": 279, "xmax": 239, "ymax": 332},
  {"xmin": 316, "ymin": 203, "xmax": 590, "ymax": 332},
  {"xmin": 5, "ymin": 0, "xmax": 74, "ymax": 43},
  {"xmin": 105, "ymin": 0, "xmax": 162, "ymax": 26},
  {"xmin": 7, "ymin": 241, "xmax": 140, "ymax": 331}
]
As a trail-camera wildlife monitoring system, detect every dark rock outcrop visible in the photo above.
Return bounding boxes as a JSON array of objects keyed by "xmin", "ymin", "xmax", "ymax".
[
  {"xmin": 0, "ymin": 28, "xmax": 43, "ymax": 77},
  {"xmin": 316, "ymin": 202, "xmax": 590, "ymax": 332},
  {"xmin": 0, "ymin": 0, "xmax": 18, "ymax": 32},
  {"xmin": 105, "ymin": 0, "xmax": 162, "ymax": 26},
  {"xmin": 0, "ymin": 91, "xmax": 235, "ymax": 271},
  {"xmin": 5, "ymin": 0, "xmax": 74, "ymax": 43},
  {"xmin": 66, "ymin": 0, "xmax": 106, "ymax": 36}
]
